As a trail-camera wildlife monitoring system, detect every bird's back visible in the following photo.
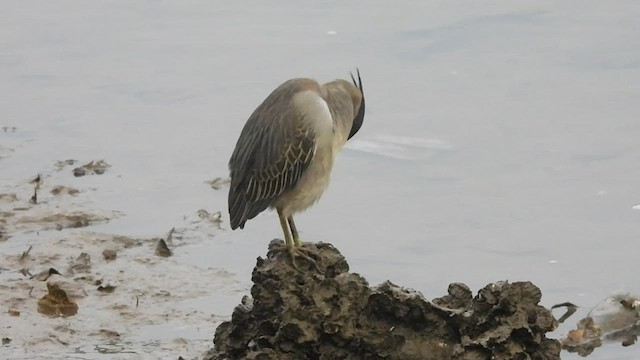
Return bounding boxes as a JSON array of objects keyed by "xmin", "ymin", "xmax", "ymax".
[{"xmin": 228, "ymin": 78, "xmax": 324, "ymax": 229}]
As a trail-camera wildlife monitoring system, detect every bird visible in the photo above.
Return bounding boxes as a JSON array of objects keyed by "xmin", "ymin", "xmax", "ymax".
[{"xmin": 228, "ymin": 70, "xmax": 365, "ymax": 269}]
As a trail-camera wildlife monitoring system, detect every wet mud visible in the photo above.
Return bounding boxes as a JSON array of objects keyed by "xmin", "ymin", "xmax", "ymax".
[
  {"xmin": 206, "ymin": 241, "xmax": 561, "ymax": 360},
  {"xmin": 0, "ymin": 159, "xmax": 242, "ymax": 359}
]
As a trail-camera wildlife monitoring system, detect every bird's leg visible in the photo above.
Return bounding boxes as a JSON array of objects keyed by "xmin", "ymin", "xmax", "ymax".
[
  {"xmin": 274, "ymin": 210, "xmax": 320, "ymax": 272},
  {"xmin": 287, "ymin": 216, "xmax": 302, "ymax": 247},
  {"xmin": 278, "ymin": 208, "xmax": 295, "ymax": 249},
  {"xmin": 288, "ymin": 215, "xmax": 321, "ymax": 270}
]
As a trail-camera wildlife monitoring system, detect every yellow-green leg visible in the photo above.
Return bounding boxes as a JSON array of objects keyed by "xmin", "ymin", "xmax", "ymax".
[
  {"xmin": 275, "ymin": 209, "xmax": 320, "ymax": 271},
  {"xmin": 288, "ymin": 216, "xmax": 301, "ymax": 247},
  {"xmin": 277, "ymin": 208, "xmax": 295, "ymax": 249}
]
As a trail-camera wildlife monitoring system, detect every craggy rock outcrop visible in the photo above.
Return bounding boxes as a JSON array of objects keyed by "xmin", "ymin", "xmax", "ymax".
[{"xmin": 206, "ymin": 241, "xmax": 561, "ymax": 360}]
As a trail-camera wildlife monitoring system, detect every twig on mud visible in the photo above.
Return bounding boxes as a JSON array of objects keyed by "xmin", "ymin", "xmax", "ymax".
[
  {"xmin": 166, "ymin": 227, "xmax": 175, "ymax": 244},
  {"xmin": 30, "ymin": 174, "xmax": 41, "ymax": 185},
  {"xmin": 29, "ymin": 187, "xmax": 38, "ymax": 204},
  {"xmin": 19, "ymin": 268, "xmax": 32, "ymax": 277},
  {"xmin": 94, "ymin": 345, "xmax": 137, "ymax": 354},
  {"xmin": 551, "ymin": 302, "xmax": 578, "ymax": 324},
  {"xmin": 29, "ymin": 174, "xmax": 41, "ymax": 205},
  {"xmin": 19, "ymin": 245, "xmax": 33, "ymax": 261}
]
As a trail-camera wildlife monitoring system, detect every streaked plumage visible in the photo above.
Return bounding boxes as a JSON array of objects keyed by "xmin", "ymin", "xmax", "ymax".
[{"xmin": 228, "ymin": 70, "xmax": 365, "ymax": 265}]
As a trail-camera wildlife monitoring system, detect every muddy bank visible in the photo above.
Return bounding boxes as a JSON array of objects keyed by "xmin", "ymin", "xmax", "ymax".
[
  {"xmin": 206, "ymin": 241, "xmax": 561, "ymax": 360},
  {"xmin": 0, "ymin": 159, "xmax": 241, "ymax": 359}
]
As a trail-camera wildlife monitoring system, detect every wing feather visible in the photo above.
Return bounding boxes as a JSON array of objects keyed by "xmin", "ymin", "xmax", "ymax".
[{"xmin": 228, "ymin": 79, "xmax": 320, "ymax": 229}]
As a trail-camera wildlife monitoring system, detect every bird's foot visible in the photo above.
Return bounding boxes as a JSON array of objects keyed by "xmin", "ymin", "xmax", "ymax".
[
  {"xmin": 270, "ymin": 242, "xmax": 322, "ymax": 272},
  {"xmin": 289, "ymin": 245, "xmax": 323, "ymax": 272}
]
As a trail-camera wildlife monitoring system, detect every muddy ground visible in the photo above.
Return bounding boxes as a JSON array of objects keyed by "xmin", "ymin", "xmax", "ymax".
[{"xmin": 0, "ymin": 160, "xmax": 245, "ymax": 360}]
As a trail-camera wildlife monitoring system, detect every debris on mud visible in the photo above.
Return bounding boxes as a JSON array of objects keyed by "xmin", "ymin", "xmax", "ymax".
[
  {"xmin": 552, "ymin": 302, "xmax": 578, "ymax": 325},
  {"xmin": 17, "ymin": 211, "xmax": 111, "ymax": 231},
  {"xmin": 30, "ymin": 267, "xmax": 61, "ymax": 281},
  {"xmin": 206, "ymin": 177, "xmax": 231, "ymax": 190},
  {"xmin": 97, "ymin": 284, "xmax": 116, "ymax": 294},
  {"xmin": 19, "ymin": 245, "xmax": 33, "ymax": 262},
  {"xmin": 37, "ymin": 283, "xmax": 79, "ymax": 317},
  {"xmin": 72, "ymin": 160, "xmax": 110, "ymax": 177},
  {"xmin": 0, "ymin": 226, "xmax": 7, "ymax": 242},
  {"xmin": 205, "ymin": 241, "xmax": 561, "ymax": 360},
  {"xmin": 155, "ymin": 239, "xmax": 172, "ymax": 257},
  {"xmin": 2, "ymin": 337, "xmax": 11, "ymax": 345},
  {"xmin": 50, "ymin": 185, "xmax": 80, "ymax": 196},
  {"xmin": 561, "ymin": 294, "xmax": 640, "ymax": 356},
  {"xmin": 54, "ymin": 159, "xmax": 78, "ymax": 171},
  {"xmin": 102, "ymin": 248, "xmax": 117, "ymax": 261},
  {"xmin": 29, "ymin": 174, "xmax": 42, "ymax": 185},
  {"xmin": 92, "ymin": 329, "xmax": 120, "ymax": 339},
  {"xmin": 1, "ymin": 171, "xmax": 116, "ymax": 234},
  {"xmin": 0, "ymin": 193, "xmax": 18, "ymax": 202},
  {"xmin": 1, "ymin": 159, "xmax": 234, "ymax": 358},
  {"xmin": 196, "ymin": 209, "xmax": 222, "ymax": 227},
  {"xmin": 68, "ymin": 252, "xmax": 92, "ymax": 274},
  {"xmin": 28, "ymin": 174, "xmax": 42, "ymax": 205}
]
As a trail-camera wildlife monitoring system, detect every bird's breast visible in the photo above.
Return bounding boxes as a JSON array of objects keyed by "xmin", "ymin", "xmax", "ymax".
[{"xmin": 272, "ymin": 143, "xmax": 334, "ymax": 217}]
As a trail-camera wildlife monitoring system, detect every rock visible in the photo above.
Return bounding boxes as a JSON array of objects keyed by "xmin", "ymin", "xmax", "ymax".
[
  {"xmin": 37, "ymin": 283, "xmax": 79, "ymax": 317},
  {"xmin": 97, "ymin": 284, "xmax": 116, "ymax": 294},
  {"xmin": 102, "ymin": 249, "xmax": 117, "ymax": 261},
  {"xmin": 205, "ymin": 241, "xmax": 561, "ymax": 360},
  {"xmin": 155, "ymin": 239, "xmax": 172, "ymax": 257}
]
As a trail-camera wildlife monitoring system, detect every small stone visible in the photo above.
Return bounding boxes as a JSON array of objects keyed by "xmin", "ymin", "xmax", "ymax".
[
  {"xmin": 73, "ymin": 167, "xmax": 86, "ymax": 177},
  {"xmin": 97, "ymin": 284, "xmax": 116, "ymax": 293},
  {"xmin": 102, "ymin": 249, "xmax": 117, "ymax": 261},
  {"xmin": 37, "ymin": 283, "xmax": 79, "ymax": 317},
  {"xmin": 155, "ymin": 239, "xmax": 172, "ymax": 257}
]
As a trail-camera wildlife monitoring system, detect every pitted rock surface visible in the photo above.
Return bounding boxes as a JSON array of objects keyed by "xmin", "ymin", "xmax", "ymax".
[{"xmin": 206, "ymin": 241, "xmax": 561, "ymax": 360}]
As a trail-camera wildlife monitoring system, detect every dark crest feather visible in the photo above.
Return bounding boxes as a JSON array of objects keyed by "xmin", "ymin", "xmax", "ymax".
[{"xmin": 348, "ymin": 68, "xmax": 365, "ymax": 140}]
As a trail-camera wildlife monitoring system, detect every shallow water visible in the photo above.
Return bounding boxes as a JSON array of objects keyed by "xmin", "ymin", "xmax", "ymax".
[{"xmin": 2, "ymin": 1, "xmax": 640, "ymax": 359}]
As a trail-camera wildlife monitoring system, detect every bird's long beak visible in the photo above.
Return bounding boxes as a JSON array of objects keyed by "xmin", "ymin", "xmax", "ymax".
[{"xmin": 348, "ymin": 69, "xmax": 365, "ymax": 140}]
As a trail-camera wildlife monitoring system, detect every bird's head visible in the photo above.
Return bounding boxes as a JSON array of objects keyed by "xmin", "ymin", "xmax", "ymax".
[{"xmin": 347, "ymin": 69, "xmax": 365, "ymax": 140}]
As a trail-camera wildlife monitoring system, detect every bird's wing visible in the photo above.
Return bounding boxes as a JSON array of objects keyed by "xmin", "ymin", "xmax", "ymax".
[{"xmin": 228, "ymin": 79, "xmax": 321, "ymax": 229}]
